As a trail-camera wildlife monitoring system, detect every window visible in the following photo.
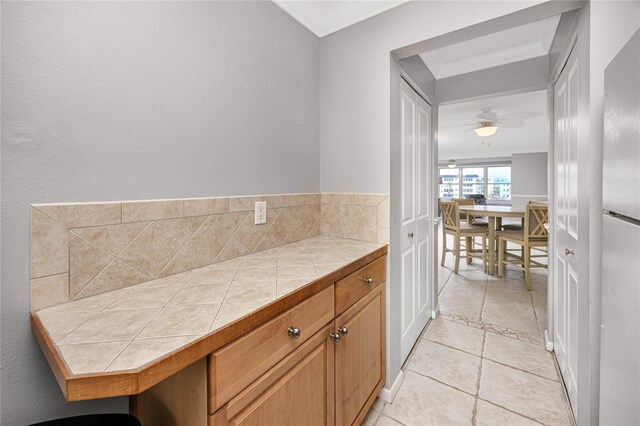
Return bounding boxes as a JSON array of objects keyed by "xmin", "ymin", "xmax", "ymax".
[
  {"xmin": 462, "ymin": 167, "xmax": 484, "ymax": 197},
  {"xmin": 439, "ymin": 165, "xmax": 511, "ymax": 201},
  {"xmin": 487, "ymin": 166, "xmax": 511, "ymax": 201},
  {"xmin": 439, "ymin": 168, "xmax": 459, "ymax": 199}
]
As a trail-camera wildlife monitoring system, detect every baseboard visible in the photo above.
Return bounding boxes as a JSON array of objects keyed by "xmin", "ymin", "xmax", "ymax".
[
  {"xmin": 431, "ymin": 306, "xmax": 439, "ymax": 320},
  {"xmin": 544, "ymin": 329, "xmax": 554, "ymax": 352},
  {"xmin": 379, "ymin": 370, "xmax": 404, "ymax": 404}
]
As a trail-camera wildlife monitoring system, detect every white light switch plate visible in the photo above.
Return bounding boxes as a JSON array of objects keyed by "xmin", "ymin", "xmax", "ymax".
[{"xmin": 255, "ymin": 201, "xmax": 267, "ymax": 225}]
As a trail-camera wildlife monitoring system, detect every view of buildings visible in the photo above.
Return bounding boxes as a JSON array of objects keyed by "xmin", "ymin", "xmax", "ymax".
[{"xmin": 439, "ymin": 166, "xmax": 511, "ymax": 201}]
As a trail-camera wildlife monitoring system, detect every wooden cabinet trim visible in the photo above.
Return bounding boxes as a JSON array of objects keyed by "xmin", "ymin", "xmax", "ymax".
[{"xmin": 31, "ymin": 246, "xmax": 387, "ymax": 401}]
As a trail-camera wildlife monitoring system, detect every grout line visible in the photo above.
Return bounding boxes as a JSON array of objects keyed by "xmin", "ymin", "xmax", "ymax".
[
  {"xmin": 471, "ymin": 331, "xmax": 487, "ymax": 426},
  {"xmin": 208, "ymin": 265, "xmax": 242, "ymax": 333},
  {"xmin": 476, "ymin": 397, "xmax": 547, "ymax": 425}
]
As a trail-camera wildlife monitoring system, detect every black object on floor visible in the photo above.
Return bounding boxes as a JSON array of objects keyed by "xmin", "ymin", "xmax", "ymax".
[{"xmin": 30, "ymin": 414, "xmax": 141, "ymax": 426}]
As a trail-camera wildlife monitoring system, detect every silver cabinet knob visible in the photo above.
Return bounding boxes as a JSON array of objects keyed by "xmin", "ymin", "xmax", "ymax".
[
  {"xmin": 338, "ymin": 326, "xmax": 349, "ymax": 336},
  {"xmin": 408, "ymin": 232, "xmax": 414, "ymax": 238},
  {"xmin": 364, "ymin": 277, "xmax": 374, "ymax": 286},
  {"xmin": 329, "ymin": 332, "xmax": 341, "ymax": 343},
  {"xmin": 287, "ymin": 326, "xmax": 301, "ymax": 339},
  {"xmin": 565, "ymin": 248, "xmax": 575, "ymax": 256}
]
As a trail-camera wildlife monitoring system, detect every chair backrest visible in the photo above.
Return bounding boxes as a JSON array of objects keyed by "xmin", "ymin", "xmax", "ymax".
[
  {"xmin": 441, "ymin": 201, "xmax": 460, "ymax": 231},
  {"xmin": 525, "ymin": 204, "xmax": 549, "ymax": 242},
  {"xmin": 528, "ymin": 199, "xmax": 548, "ymax": 206},
  {"xmin": 453, "ymin": 198, "xmax": 474, "ymax": 221}
]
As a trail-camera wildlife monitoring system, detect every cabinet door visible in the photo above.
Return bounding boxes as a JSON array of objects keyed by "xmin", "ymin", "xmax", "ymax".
[
  {"xmin": 334, "ymin": 284, "xmax": 385, "ymax": 426},
  {"xmin": 217, "ymin": 327, "xmax": 334, "ymax": 426}
]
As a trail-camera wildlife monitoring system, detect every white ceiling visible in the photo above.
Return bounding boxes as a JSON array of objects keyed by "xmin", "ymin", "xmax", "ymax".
[
  {"xmin": 438, "ymin": 90, "xmax": 548, "ymax": 161},
  {"xmin": 420, "ymin": 15, "xmax": 561, "ymax": 79},
  {"xmin": 271, "ymin": 0, "xmax": 410, "ymax": 37}
]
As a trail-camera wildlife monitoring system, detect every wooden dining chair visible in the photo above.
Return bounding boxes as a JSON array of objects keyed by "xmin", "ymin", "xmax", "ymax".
[
  {"xmin": 502, "ymin": 200, "xmax": 547, "ymax": 231},
  {"xmin": 497, "ymin": 203, "xmax": 549, "ymax": 290},
  {"xmin": 453, "ymin": 198, "xmax": 488, "ymax": 227},
  {"xmin": 440, "ymin": 201, "xmax": 488, "ymax": 274}
]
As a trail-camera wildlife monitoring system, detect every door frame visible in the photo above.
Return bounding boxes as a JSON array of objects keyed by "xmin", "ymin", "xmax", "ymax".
[
  {"xmin": 398, "ymin": 71, "xmax": 438, "ymax": 325},
  {"xmin": 385, "ymin": 59, "xmax": 438, "ymax": 402},
  {"xmin": 398, "ymin": 72, "xmax": 439, "ymax": 364}
]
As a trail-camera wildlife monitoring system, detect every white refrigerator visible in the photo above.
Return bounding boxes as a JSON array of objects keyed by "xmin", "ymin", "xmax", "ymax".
[{"xmin": 600, "ymin": 29, "xmax": 640, "ymax": 426}]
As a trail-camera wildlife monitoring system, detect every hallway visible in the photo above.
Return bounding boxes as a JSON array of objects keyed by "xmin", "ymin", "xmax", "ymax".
[{"xmin": 363, "ymin": 233, "xmax": 575, "ymax": 425}]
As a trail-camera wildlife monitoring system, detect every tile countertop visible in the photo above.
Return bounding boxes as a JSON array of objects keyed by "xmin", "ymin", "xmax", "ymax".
[{"xmin": 34, "ymin": 236, "xmax": 385, "ymax": 377}]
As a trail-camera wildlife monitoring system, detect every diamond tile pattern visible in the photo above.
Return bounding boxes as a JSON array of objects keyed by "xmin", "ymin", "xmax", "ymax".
[
  {"xmin": 63, "ymin": 199, "xmax": 321, "ymax": 300},
  {"xmin": 36, "ymin": 236, "xmax": 383, "ymax": 375}
]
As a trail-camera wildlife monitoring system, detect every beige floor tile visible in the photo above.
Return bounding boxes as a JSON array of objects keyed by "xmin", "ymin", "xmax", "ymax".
[
  {"xmin": 483, "ymin": 332, "xmax": 557, "ymax": 381},
  {"xmin": 58, "ymin": 308, "xmax": 160, "ymax": 344},
  {"xmin": 138, "ymin": 304, "xmax": 220, "ymax": 338},
  {"xmin": 439, "ymin": 301, "xmax": 483, "ymax": 321},
  {"xmin": 407, "ymin": 340, "xmax": 481, "ymax": 394},
  {"xmin": 168, "ymin": 283, "xmax": 229, "ymax": 305},
  {"xmin": 383, "ymin": 370, "xmax": 475, "ymax": 425},
  {"xmin": 58, "ymin": 341, "xmax": 129, "ymax": 374},
  {"xmin": 479, "ymin": 359, "xmax": 571, "ymax": 425},
  {"xmin": 224, "ymin": 281, "xmax": 276, "ymax": 302},
  {"xmin": 361, "ymin": 408, "xmax": 380, "ymax": 426},
  {"xmin": 481, "ymin": 310, "xmax": 540, "ymax": 337},
  {"xmin": 424, "ymin": 318, "xmax": 485, "ymax": 356},
  {"xmin": 375, "ymin": 414, "xmax": 403, "ymax": 426},
  {"xmin": 475, "ymin": 400, "xmax": 539, "ymax": 426},
  {"xmin": 106, "ymin": 335, "xmax": 200, "ymax": 371},
  {"xmin": 483, "ymin": 299, "xmax": 535, "ymax": 319}
]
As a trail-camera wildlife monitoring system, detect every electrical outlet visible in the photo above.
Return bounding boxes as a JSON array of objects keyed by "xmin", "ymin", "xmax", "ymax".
[{"xmin": 255, "ymin": 201, "xmax": 267, "ymax": 225}]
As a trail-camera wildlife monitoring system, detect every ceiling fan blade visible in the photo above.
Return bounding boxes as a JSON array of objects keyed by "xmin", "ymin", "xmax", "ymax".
[
  {"xmin": 497, "ymin": 120, "xmax": 525, "ymax": 128},
  {"xmin": 476, "ymin": 109, "xmax": 498, "ymax": 122},
  {"xmin": 441, "ymin": 123, "xmax": 477, "ymax": 129},
  {"xmin": 498, "ymin": 111, "xmax": 542, "ymax": 121}
]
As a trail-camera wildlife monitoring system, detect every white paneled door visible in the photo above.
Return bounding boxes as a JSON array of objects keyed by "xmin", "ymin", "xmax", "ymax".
[
  {"xmin": 553, "ymin": 46, "xmax": 580, "ymax": 414},
  {"xmin": 400, "ymin": 79, "xmax": 432, "ymax": 364}
]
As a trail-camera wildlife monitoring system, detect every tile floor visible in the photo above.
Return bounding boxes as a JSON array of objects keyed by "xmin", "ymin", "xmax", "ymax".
[{"xmin": 362, "ymin": 229, "xmax": 575, "ymax": 426}]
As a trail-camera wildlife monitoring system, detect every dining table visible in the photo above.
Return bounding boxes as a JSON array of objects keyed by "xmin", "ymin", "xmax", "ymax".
[{"xmin": 458, "ymin": 205, "xmax": 526, "ymax": 275}]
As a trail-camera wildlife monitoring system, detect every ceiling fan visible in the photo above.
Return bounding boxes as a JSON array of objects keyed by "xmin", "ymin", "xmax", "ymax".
[{"xmin": 446, "ymin": 108, "xmax": 543, "ymax": 137}]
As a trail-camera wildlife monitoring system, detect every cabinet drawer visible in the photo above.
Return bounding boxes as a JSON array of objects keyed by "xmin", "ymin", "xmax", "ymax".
[
  {"xmin": 210, "ymin": 325, "xmax": 334, "ymax": 426},
  {"xmin": 208, "ymin": 286, "xmax": 334, "ymax": 412},
  {"xmin": 335, "ymin": 256, "xmax": 386, "ymax": 314}
]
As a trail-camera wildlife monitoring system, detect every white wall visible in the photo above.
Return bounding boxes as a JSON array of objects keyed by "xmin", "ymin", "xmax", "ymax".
[
  {"xmin": 511, "ymin": 152, "xmax": 548, "ymax": 208},
  {"xmin": 0, "ymin": 2, "xmax": 318, "ymax": 424},
  {"xmin": 319, "ymin": 0, "xmax": 547, "ymax": 393},
  {"xmin": 318, "ymin": 1, "xmax": 545, "ymax": 193},
  {"xmin": 584, "ymin": 2, "xmax": 640, "ymax": 424}
]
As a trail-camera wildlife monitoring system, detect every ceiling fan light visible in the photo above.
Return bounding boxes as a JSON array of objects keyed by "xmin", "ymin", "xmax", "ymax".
[{"xmin": 474, "ymin": 125, "xmax": 498, "ymax": 137}]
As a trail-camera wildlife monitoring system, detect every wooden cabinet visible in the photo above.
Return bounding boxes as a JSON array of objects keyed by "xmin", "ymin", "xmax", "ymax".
[
  {"xmin": 133, "ymin": 254, "xmax": 387, "ymax": 426},
  {"xmin": 209, "ymin": 287, "xmax": 334, "ymax": 411},
  {"xmin": 335, "ymin": 255, "xmax": 386, "ymax": 315},
  {"xmin": 211, "ymin": 325, "xmax": 334, "ymax": 426},
  {"xmin": 334, "ymin": 285, "xmax": 385, "ymax": 426}
]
